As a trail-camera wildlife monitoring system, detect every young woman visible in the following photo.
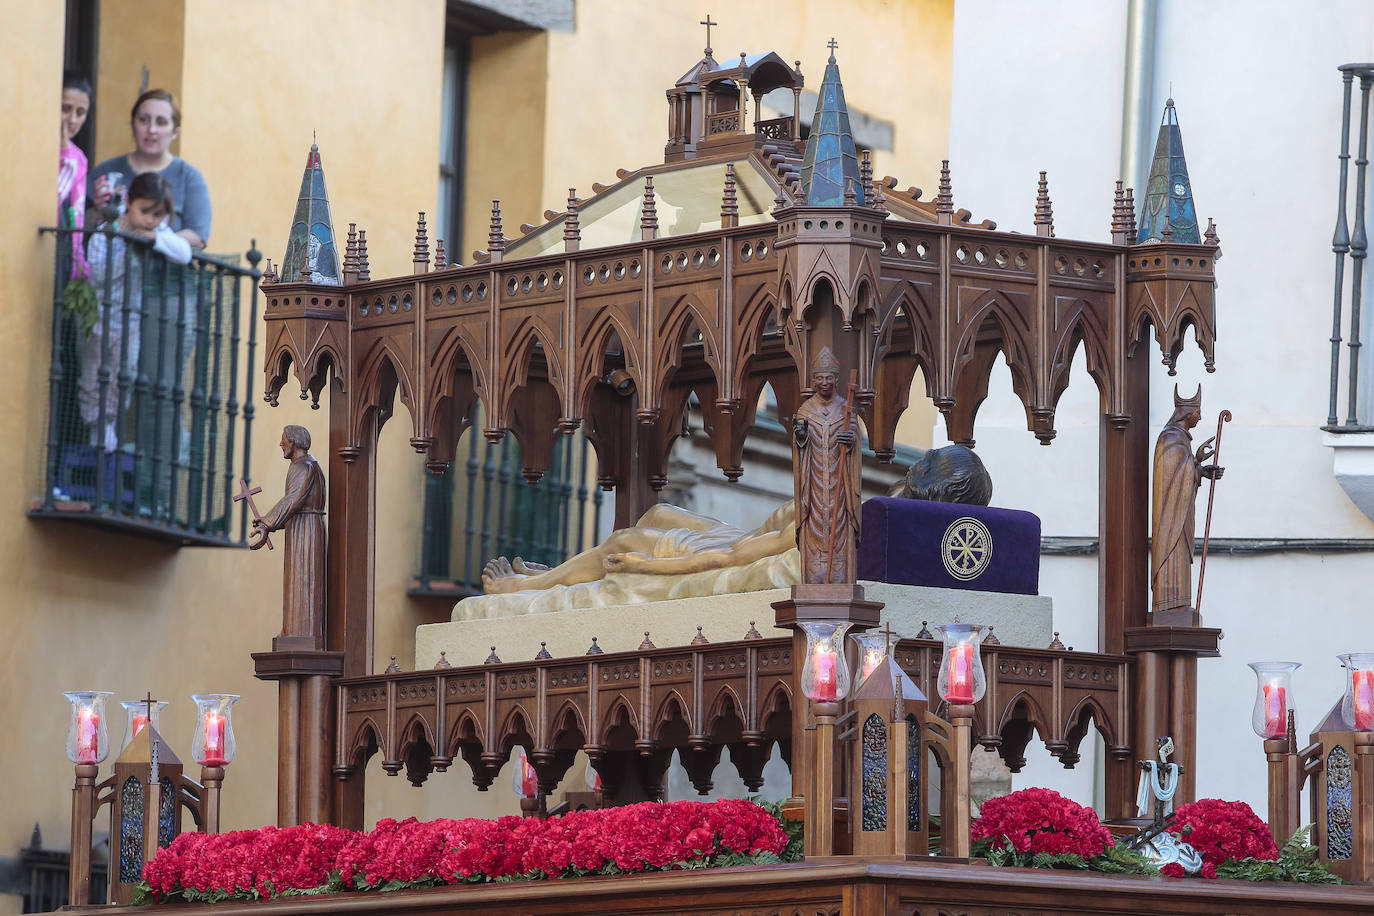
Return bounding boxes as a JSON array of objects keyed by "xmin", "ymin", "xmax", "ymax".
[
  {"xmin": 88, "ymin": 88, "xmax": 212, "ymax": 248},
  {"xmin": 58, "ymin": 72, "xmax": 92, "ymax": 278}
]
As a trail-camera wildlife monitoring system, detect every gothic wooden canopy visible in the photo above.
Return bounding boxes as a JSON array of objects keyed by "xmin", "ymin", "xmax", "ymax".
[{"xmin": 256, "ymin": 46, "xmax": 1220, "ymax": 827}]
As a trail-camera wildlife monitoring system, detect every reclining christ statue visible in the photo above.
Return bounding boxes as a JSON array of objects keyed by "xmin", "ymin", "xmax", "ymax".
[{"xmin": 470, "ymin": 500, "xmax": 800, "ymax": 615}]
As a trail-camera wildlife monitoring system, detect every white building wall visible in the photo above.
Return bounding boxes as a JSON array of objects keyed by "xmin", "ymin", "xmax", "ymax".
[{"xmin": 951, "ymin": 0, "xmax": 1374, "ymax": 814}]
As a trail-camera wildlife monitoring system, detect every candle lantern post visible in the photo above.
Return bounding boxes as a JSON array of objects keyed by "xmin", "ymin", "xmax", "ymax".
[
  {"xmin": 190, "ymin": 694, "xmax": 239, "ymax": 834},
  {"xmin": 120, "ymin": 698, "xmax": 169, "ymax": 751},
  {"xmin": 1250, "ymin": 661, "xmax": 1305, "ymax": 845},
  {"xmin": 799, "ymin": 620, "xmax": 852, "ymax": 857},
  {"xmin": 1305, "ymin": 654, "xmax": 1374, "ymax": 882},
  {"xmin": 934, "ymin": 624, "xmax": 987, "ymax": 858},
  {"xmin": 512, "ymin": 746, "xmax": 546, "ymax": 817},
  {"xmin": 64, "ymin": 691, "xmax": 113, "ymax": 906}
]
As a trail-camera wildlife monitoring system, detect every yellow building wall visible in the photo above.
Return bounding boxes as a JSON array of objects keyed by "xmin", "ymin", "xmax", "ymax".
[
  {"xmin": 0, "ymin": 3, "xmax": 952, "ymax": 902},
  {"xmin": 0, "ymin": 4, "xmax": 443, "ymax": 910}
]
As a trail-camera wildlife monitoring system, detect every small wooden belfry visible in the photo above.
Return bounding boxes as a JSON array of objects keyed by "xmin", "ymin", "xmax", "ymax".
[
  {"xmin": 848, "ymin": 656, "xmax": 929, "ymax": 858},
  {"xmin": 1308, "ymin": 700, "xmax": 1374, "ymax": 882}
]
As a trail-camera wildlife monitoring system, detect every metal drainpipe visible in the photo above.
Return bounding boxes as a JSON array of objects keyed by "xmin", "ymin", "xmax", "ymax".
[
  {"xmin": 1120, "ymin": 0, "xmax": 1160, "ymax": 194},
  {"xmin": 1099, "ymin": 0, "xmax": 1159, "ymax": 818}
]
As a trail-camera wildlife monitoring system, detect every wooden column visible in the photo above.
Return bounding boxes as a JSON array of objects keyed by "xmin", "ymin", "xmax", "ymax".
[
  {"xmin": 1357, "ymin": 733, "xmax": 1374, "ymax": 882},
  {"xmin": 1098, "ymin": 331, "xmax": 1149, "ymax": 657},
  {"xmin": 806, "ymin": 701, "xmax": 840, "ymax": 857},
  {"xmin": 948, "ymin": 704, "xmax": 974, "ymax": 859},
  {"xmin": 67, "ymin": 764, "xmax": 97, "ymax": 907}
]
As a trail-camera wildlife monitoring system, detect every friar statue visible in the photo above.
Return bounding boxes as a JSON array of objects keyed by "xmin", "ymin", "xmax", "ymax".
[
  {"xmin": 1151, "ymin": 386, "xmax": 1223, "ymax": 617},
  {"xmin": 251, "ymin": 424, "xmax": 326, "ymax": 643},
  {"xmin": 793, "ymin": 346, "xmax": 860, "ymax": 584}
]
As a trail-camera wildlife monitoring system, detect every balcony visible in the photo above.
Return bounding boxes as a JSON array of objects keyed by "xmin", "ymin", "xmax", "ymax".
[
  {"xmin": 31, "ymin": 226, "xmax": 262, "ymax": 546},
  {"xmin": 1325, "ymin": 64, "xmax": 1374, "ymax": 520}
]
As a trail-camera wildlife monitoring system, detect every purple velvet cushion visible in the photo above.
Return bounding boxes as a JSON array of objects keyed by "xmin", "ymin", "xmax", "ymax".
[{"xmin": 858, "ymin": 497, "xmax": 1041, "ymax": 595}]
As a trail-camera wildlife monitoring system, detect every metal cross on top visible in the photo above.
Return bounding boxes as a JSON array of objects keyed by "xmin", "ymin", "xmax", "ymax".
[
  {"xmin": 827, "ymin": 36, "xmax": 838, "ymax": 59},
  {"xmin": 700, "ymin": 14, "xmax": 717, "ymax": 57}
]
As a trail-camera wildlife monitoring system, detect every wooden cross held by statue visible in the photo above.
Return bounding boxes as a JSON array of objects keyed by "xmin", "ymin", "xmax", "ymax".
[{"xmin": 234, "ymin": 479, "xmax": 274, "ymax": 550}]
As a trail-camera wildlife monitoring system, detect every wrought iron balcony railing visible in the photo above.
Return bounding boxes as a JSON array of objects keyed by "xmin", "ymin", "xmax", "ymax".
[
  {"xmin": 1327, "ymin": 63, "xmax": 1374, "ymax": 432},
  {"xmin": 33, "ymin": 226, "xmax": 262, "ymax": 546}
]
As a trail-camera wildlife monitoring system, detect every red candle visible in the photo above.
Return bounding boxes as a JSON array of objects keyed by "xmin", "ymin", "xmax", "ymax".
[
  {"xmin": 521, "ymin": 757, "xmax": 538, "ymax": 797},
  {"xmin": 946, "ymin": 644, "xmax": 975, "ymax": 704},
  {"xmin": 1263, "ymin": 684, "xmax": 1287, "ymax": 738},
  {"xmin": 202, "ymin": 712, "xmax": 226, "ymax": 766},
  {"xmin": 131, "ymin": 714, "xmax": 149, "ymax": 737},
  {"xmin": 1354, "ymin": 670, "xmax": 1374, "ymax": 731},
  {"xmin": 811, "ymin": 645, "xmax": 838, "ymax": 702},
  {"xmin": 76, "ymin": 709, "xmax": 99, "ymax": 764}
]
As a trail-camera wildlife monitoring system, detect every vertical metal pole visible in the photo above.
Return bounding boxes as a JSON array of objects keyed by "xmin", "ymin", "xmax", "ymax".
[
  {"xmin": 187, "ymin": 260, "xmax": 210, "ymax": 528},
  {"xmin": 1331, "ymin": 68, "xmax": 1356, "ymax": 427},
  {"xmin": 1348, "ymin": 74, "xmax": 1373, "ymax": 427},
  {"xmin": 45, "ymin": 228, "xmax": 70, "ymax": 508},
  {"xmin": 241, "ymin": 246, "xmax": 263, "ymax": 543},
  {"xmin": 203, "ymin": 266, "xmax": 228, "ymax": 531},
  {"xmin": 223, "ymin": 258, "xmax": 245, "ymax": 540},
  {"xmin": 166, "ymin": 257, "xmax": 191, "ymax": 524}
]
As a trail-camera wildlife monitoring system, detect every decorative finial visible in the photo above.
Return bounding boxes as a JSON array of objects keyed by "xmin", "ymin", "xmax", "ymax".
[
  {"xmin": 639, "ymin": 631, "xmax": 656, "ymax": 650},
  {"xmin": 1161, "ymin": 210, "xmax": 1174, "ymax": 241},
  {"xmin": 385, "ymin": 656, "xmax": 402, "ymax": 673},
  {"xmin": 262, "ymin": 258, "xmax": 278, "ymax": 284},
  {"xmin": 343, "ymin": 222, "xmax": 359, "ymax": 281},
  {"xmin": 983, "ymin": 626, "xmax": 1000, "ymax": 646},
  {"xmin": 434, "ymin": 238, "xmax": 447, "ymax": 270},
  {"xmin": 1034, "ymin": 171, "xmax": 1054, "ymax": 237},
  {"xmin": 484, "ymin": 645, "xmax": 501, "ymax": 665},
  {"xmin": 488, "ymin": 200, "xmax": 505, "ymax": 263},
  {"xmin": 843, "ymin": 179, "xmax": 857, "ymax": 206},
  {"xmin": 916, "ymin": 621, "xmax": 933, "ymax": 640},
  {"xmin": 1111, "ymin": 181, "xmax": 1134, "ymax": 244},
  {"xmin": 640, "ymin": 176, "xmax": 658, "ymax": 241},
  {"xmin": 434, "ymin": 650, "xmax": 452, "ymax": 669},
  {"xmin": 586, "ymin": 636, "xmax": 604, "ymax": 655},
  {"xmin": 936, "ymin": 160, "xmax": 954, "ymax": 224},
  {"xmin": 860, "ymin": 150, "xmax": 874, "ymax": 200},
  {"xmin": 1124, "ymin": 186, "xmax": 1138, "ymax": 238},
  {"xmin": 744, "ymin": 620, "xmax": 762, "ymax": 640},
  {"xmin": 535, "ymin": 641, "xmax": 552, "ymax": 660},
  {"xmin": 772, "ymin": 183, "xmax": 790, "ymax": 213},
  {"xmin": 413, "ymin": 211, "xmax": 430, "ymax": 273},
  {"xmin": 872, "ymin": 175, "xmax": 888, "ymax": 214},
  {"xmin": 721, "ymin": 163, "xmax": 739, "ymax": 228},
  {"xmin": 691, "ymin": 626, "xmax": 710, "ymax": 645},
  {"xmin": 564, "ymin": 188, "xmax": 580, "ymax": 252},
  {"xmin": 356, "ymin": 230, "xmax": 371, "ymax": 281},
  {"xmin": 1204, "ymin": 217, "xmax": 1219, "ymax": 247},
  {"xmin": 700, "ymin": 13, "xmax": 717, "ymax": 59},
  {"xmin": 1048, "ymin": 632, "xmax": 1066, "ymax": 650},
  {"xmin": 827, "ymin": 37, "xmax": 838, "ymax": 63}
]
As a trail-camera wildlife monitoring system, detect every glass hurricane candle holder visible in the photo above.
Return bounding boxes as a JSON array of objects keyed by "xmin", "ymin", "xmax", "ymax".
[
  {"xmin": 1248, "ymin": 662, "xmax": 1300, "ymax": 739},
  {"xmin": 850, "ymin": 631, "xmax": 890, "ymax": 687},
  {"xmin": 64, "ymin": 691, "xmax": 114, "ymax": 765},
  {"xmin": 512, "ymin": 747, "xmax": 538, "ymax": 798},
  {"xmin": 1339, "ymin": 653, "xmax": 1374, "ymax": 731},
  {"xmin": 799, "ymin": 621, "xmax": 853, "ymax": 703},
  {"xmin": 120, "ymin": 699, "xmax": 169, "ymax": 751},
  {"xmin": 934, "ymin": 623, "xmax": 987, "ymax": 705},
  {"xmin": 190, "ymin": 694, "xmax": 240, "ymax": 766}
]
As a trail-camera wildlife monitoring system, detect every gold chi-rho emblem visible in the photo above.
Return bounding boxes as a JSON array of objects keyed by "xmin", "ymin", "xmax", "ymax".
[{"xmin": 942, "ymin": 517, "xmax": 993, "ymax": 581}]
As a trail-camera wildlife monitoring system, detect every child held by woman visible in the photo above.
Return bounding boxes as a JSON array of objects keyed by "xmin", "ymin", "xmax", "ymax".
[{"xmin": 79, "ymin": 172, "xmax": 192, "ymax": 452}]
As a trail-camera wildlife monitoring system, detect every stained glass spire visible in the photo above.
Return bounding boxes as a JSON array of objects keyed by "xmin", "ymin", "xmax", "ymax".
[
  {"xmin": 1137, "ymin": 99, "xmax": 1199, "ymax": 244},
  {"xmin": 281, "ymin": 143, "xmax": 341, "ymax": 284},
  {"xmin": 799, "ymin": 42, "xmax": 864, "ymax": 208}
]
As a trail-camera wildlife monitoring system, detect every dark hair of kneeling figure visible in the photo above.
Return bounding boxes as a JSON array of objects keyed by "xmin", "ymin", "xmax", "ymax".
[{"xmin": 889, "ymin": 444, "xmax": 993, "ymax": 506}]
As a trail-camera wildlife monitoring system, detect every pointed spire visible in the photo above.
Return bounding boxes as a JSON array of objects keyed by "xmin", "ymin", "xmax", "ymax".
[
  {"xmin": 639, "ymin": 631, "xmax": 656, "ymax": 650},
  {"xmin": 936, "ymin": 160, "xmax": 954, "ymax": 224},
  {"xmin": 721, "ymin": 163, "xmax": 739, "ymax": 227},
  {"xmin": 484, "ymin": 645, "xmax": 502, "ymax": 665},
  {"xmin": 1111, "ymin": 182, "xmax": 1136, "ymax": 244},
  {"xmin": 586, "ymin": 636, "xmax": 604, "ymax": 655},
  {"xmin": 1137, "ymin": 98, "xmax": 1200, "ymax": 243},
  {"xmin": 280, "ymin": 143, "xmax": 341, "ymax": 285},
  {"xmin": 356, "ymin": 230, "xmax": 370, "ymax": 281},
  {"xmin": 1034, "ymin": 171, "xmax": 1054, "ymax": 237},
  {"xmin": 413, "ymin": 211, "xmax": 430, "ymax": 274},
  {"xmin": 799, "ymin": 42, "xmax": 863, "ymax": 207},
  {"xmin": 564, "ymin": 188, "xmax": 580, "ymax": 252},
  {"xmin": 343, "ymin": 222, "xmax": 359, "ymax": 283},
  {"xmin": 487, "ymin": 200, "xmax": 505, "ymax": 264},
  {"xmin": 640, "ymin": 176, "xmax": 658, "ymax": 240},
  {"xmin": 744, "ymin": 620, "xmax": 762, "ymax": 640},
  {"xmin": 434, "ymin": 238, "xmax": 447, "ymax": 270},
  {"xmin": 535, "ymin": 641, "xmax": 552, "ymax": 660}
]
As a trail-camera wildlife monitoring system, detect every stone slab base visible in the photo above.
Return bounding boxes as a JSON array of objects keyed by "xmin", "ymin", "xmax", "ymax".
[{"xmin": 415, "ymin": 583, "xmax": 1053, "ymax": 668}]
